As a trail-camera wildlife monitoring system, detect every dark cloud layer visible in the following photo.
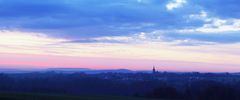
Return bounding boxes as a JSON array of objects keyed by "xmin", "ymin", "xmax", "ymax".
[{"xmin": 0, "ymin": 0, "xmax": 239, "ymax": 44}]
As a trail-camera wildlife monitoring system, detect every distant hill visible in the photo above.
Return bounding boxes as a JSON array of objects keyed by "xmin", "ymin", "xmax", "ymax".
[
  {"xmin": 0, "ymin": 68, "xmax": 148, "ymax": 74},
  {"xmin": 46, "ymin": 68, "xmax": 135, "ymax": 74},
  {"xmin": 0, "ymin": 68, "xmax": 39, "ymax": 73}
]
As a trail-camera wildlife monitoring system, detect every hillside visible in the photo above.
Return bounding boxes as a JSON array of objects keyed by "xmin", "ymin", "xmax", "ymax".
[{"xmin": 0, "ymin": 93, "xmax": 159, "ymax": 100}]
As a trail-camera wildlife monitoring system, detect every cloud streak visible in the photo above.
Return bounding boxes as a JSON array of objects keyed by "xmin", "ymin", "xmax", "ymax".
[{"xmin": 0, "ymin": 31, "xmax": 240, "ymax": 65}]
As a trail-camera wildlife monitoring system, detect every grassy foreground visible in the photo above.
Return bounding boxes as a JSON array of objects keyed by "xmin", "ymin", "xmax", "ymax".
[{"xmin": 0, "ymin": 93, "xmax": 159, "ymax": 100}]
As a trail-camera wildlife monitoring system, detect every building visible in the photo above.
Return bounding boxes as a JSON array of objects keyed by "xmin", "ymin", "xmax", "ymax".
[{"xmin": 152, "ymin": 66, "xmax": 156, "ymax": 74}]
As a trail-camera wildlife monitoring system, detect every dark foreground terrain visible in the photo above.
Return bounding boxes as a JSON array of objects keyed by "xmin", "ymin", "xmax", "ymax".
[
  {"xmin": 1, "ymin": 71, "xmax": 240, "ymax": 100},
  {"xmin": 0, "ymin": 93, "xmax": 159, "ymax": 100}
]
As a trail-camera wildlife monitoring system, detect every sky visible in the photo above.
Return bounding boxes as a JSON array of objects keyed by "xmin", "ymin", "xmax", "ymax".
[{"xmin": 0, "ymin": 0, "xmax": 240, "ymax": 72}]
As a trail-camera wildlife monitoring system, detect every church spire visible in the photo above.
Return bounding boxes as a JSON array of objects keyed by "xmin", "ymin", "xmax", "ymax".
[{"xmin": 152, "ymin": 66, "xmax": 156, "ymax": 74}]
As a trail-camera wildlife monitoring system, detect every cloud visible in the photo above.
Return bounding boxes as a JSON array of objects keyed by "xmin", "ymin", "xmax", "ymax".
[
  {"xmin": 166, "ymin": 0, "xmax": 187, "ymax": 11},
  {"xmin": 0, "ymin": 30, "xmax": 66, "ymax": 55},
  {"xmin": 197, "ymin": 18, "xmax": 240, "ymax": 33},
  {"xmin": 187, "ymin": 10, "xmax": 240, "ymax": 33},
  {"xmin": 162, "ymin": 31, "xmax": 240, "ymax": 44},
  {"xmin": 0, "ymin": 30, "xmax": 240, "ymax": 65},
  {"xmin": 0, "ymin": 30, "xmax": 64, "ymax": 46},
  {"xmin": 66, "ymin": 36, "xmax": 132, "ymax": 44},
  {"xmin": 189, "ymin": 10, "xmax": 208, "ymax": 21},
  {"xmin": 188, "ymin": 0, "xmax": 240, "ymax": 18},
  {"xmin": 116, "ymin": 30, "xmax": 240, "ymax": 46},
  {"xmin": 0, "ymin": 0, "xmax": 190, "ymax": 38},
  {"xmin": 0, "ymin": 0, "xmax": 239, "ymax": 46}
]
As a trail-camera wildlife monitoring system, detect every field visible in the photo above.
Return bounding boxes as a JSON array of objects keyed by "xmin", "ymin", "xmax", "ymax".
[{"xmin": 0, "ymin": 93, "xmax": 159, "ymax": 100}]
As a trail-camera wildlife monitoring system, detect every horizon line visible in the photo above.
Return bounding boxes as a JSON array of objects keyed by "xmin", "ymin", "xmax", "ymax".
[{"xmin": 0, "ymin": 67, "xmax": 240, "ymax": 73}]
